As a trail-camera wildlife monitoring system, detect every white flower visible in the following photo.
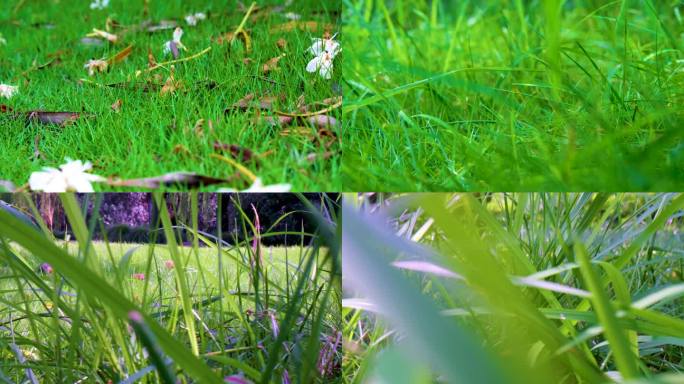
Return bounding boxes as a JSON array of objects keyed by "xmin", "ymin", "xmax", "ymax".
[
  {"xmin": 283, "ymin": 12, "xmax": 301, "ymax": 21},
  {"xmin": 29, "ymin": 159, "xmax": 105, "ymax": 192},
  {"xmin": 185, "ymin": 12, "xmax": 206, "ymax": 26},
  {"xmin": 0, "ymin": 84, "xmax": 18, "ymax": 99},
  {"xmin": 306, "ymin": 51, "xmax": 334, "ymax": 79},
  {"xmin": 308, "ymin": 35, "xmax": 340, "ymax": 58},
  {"xmin": 0, "ymin": 34, "xmax": 6, "ymax": 45},
  {"xmin": 89, "ymin": 0, "xmax": 110, "ymax": 10},
  {"xmin": 220, "ymin": 178, "xmax": 291, "ymax": 193},
  {"xmin": 163, "ymin": 27, "xmax": 186, "ymax": 55},
  {"xmin": 83, "ymin": 59, "xmax": 108, "ymax": 76}
]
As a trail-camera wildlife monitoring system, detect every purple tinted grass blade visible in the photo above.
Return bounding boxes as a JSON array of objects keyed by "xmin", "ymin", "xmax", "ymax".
[{"xmin": 128, "ymin": 311, "xmax": 177, "ymax": 384}]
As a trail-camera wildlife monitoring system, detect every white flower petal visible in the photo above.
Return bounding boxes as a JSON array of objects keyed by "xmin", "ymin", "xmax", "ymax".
[
  {"xmin": 89, "ymin": 0, "xmax": 109, "ymax": 10},
  {"xmin": 218, "ymin": 178, "xmax": 292, "ymax": 193},
  {"xmin": 172, "ymin": 27, "xmax": 183, "ymax": 43},
  {"xmin": 29, "ymin": 169, "xmax": 67, "ymax": 192},
  {"xmin": 243, "ymin": 178, "xmax": 291, "ymax": 192},
  {"xmin": 29, "ymin": 159, "xmax": 104, "ymax": 192},
  {"xmin": 306, "ymin": 56, "xmax": 322, "ymax": 73},
  {"xmin": 319, "ymin": 59, "xmax": 333, "ymax": 79},
  {"xmin": 0, "ymin": 84, "xmax": 18, "ymax": 99}
]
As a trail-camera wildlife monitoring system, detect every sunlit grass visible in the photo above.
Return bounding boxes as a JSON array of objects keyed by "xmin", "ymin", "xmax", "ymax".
[
  {"xmin": 0, "ymin": 193, "xmax": 342, "ymax": 383},
  {"xmin": 342, "ymin": 0, "xmax": 684, "ymax": 191}
]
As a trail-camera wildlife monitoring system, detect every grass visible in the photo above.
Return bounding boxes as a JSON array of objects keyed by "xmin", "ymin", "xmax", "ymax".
[
  {"xmin": 343, "ymin": 193, "xmax": 684, "ymax": 383},
  {"xmin": 0, "ymin": 0, "xmax": 341, "ymax": 191},
  {"xmin": 0, "ymin": 193, "xmax": 342, "ymax": 383},
  {"xmin": 342, "ymin": 0, "xmax": 684, "ymax": 191}
]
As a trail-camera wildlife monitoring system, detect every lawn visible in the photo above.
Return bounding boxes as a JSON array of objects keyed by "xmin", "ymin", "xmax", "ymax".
[
  {"xmin": 342, "ymin": 0, "xmax": 684, "ymax": 191},
  {"xmin": 0, "ymin": 0, "xmax": 341, "ymax": 191},
  {"xmin": 0, "ymin": 194, "xmax": 341, "ymax": 383},
  {"xmin": 343, "ymin": 193, "xmax": 684, "ymax": 383}
]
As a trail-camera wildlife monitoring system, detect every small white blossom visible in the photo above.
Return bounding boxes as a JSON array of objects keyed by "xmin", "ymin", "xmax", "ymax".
[
  {"xmin": 83, "ymin": 59, "xmax": 108, "ymax": 76},
  {"xmin": 0, "ymin": 84, "xmax": 18, "ymax": 99},
  {"xmin": 163, "ymin": 27, "xmax": 186, "ymax": 56},
  {"xmin": 220, "ymin": 178, "xmax": 291, "ymax": 193},
  {"xmin": 29, "ymin": 159, "xmax": 105, "ymax": 192},
  {"xmin": 283, "ymin": 12, "xmax": 301, "ymax": 21},
  {"xmin": 89, "ymin": 0, "xmax": 110, "ymax": 10},
  {"xmin": 308, "ymin": 35, "xmax": 340, "ymax": 58},
  {"xmin": 306, "ymin": 51, "xmax": 334, "ymax": 79},
  {"xmin": 185, "ymin": 12, "xmax": 206, "ymax": 26}
]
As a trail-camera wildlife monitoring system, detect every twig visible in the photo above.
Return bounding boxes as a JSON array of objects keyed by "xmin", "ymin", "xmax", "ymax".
[
  {"xmin": 275, "ymin": 99, "xmax": 342, "ymax": 118},
  {"xmin": 143, "ymin": 47, "xmax": 212, "ymax": 74}
]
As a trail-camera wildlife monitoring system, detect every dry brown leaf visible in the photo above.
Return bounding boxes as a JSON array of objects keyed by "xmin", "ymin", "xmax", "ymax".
[
  {"xmin": 214, "ymin": 30, "xmax": 252, "ymax": 53},
  {"xmin": 262, "ymin": 54, "xmax": 285, "ymax": 73},
  {"xmin": 213, "ymin": 142, "xmax": 258, "ymax": 165},
  {"xmin": 261, "ymin": 115, "xmax": 294, "ymax": 127},
  {"xmin": 173, "ymin": 144, "xmax": 191, "ymax": 155},
  {"xmin": 229, "ymin": 93, "xmax": 284, "ymax": 110},
  {"xmin": 193, "ymin": 119, "xmax": 205, "ymax": 137},
  {"xmin": 160, "ymin": 67, "xmax": 182, "ymax": 96},
  {"xmin": 111, "ymin": 99, "xmax": 123, "ymax": 112},
  {"xmin": 276, "ymin": 38, "xmax": 287, "ymax": 50},
  {"xmin": 108, "ymin": 44, "xmax": 133, "ymax": 65},
  {"xmin": 147, "ymin": 48, "xmax": 157, "ymax": 68},
  {"xmin": 1, "ymin": 106, "xmax": 83, "ymax": 126}
]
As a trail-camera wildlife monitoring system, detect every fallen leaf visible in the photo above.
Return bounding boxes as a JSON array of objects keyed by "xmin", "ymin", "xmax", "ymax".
[
  {"xmin": 173, "ymin": 144, "xmax": 191, "ymax": 155},
  {"xmin": 262, "ymin": 54, "xmax": 285, "ymax": 73},
  {"xmin": 160, "ymin": 67, "xmax": 182, "ymax": 96},
  {"xmin": 108, "ymin": 172, "xmax": 233, "ymax": 189},
  {"xmin": 276, "ymin": 38, "xmax": 287, "ymax": 50},
  {"xmin": 228, "ymin": 93, "xmax": 284, "ymax": 110},
  {"xmin": 213, "ymin": 142, "xmax": 257, "ymax": 164},
  {"xmin": 147, "ymin": 48, "xmax": 157, "ymax": 68},
  {"xmin": 111, "ymin": 99, "xmax": 122, "ymax": 112},
  {"xmin": 80, "ymin": 37, "xmax": 105, "ymax": 47},
  {"xmin": 261, "ymin": 115, "xmax": 294, "ymax": 127},
  {"xmin": 107, "ymin": 44, "xmax": 133, "ymax": 65},
  {"xmin": 3, "ymin": 106, "xmax": 84, "ymax": 127},
  {"xmin": 26, "ymin": 111, "xmax": 81, "ymax": 126},
  {"xmin": 143, "ymin": 19, "xmax": 178, "ymax": 33},
  {"xmin": 214, "ymin": 30, "xmax": 252, "ymax": 52}
]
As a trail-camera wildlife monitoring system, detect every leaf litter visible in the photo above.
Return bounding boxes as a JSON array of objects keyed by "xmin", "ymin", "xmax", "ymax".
[{"xmin": 2, "ymin": 0, "xmax": 340, "ymax": 190}]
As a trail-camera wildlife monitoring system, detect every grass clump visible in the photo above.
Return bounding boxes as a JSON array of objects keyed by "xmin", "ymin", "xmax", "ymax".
[
  {"xmin": 0, "ymin": 193, "xmax": 341, "ymax": 383},
  {"xmin": 342, "ymin": 0, "xmax": 684, "ymax": 191},
  {"xmin": 343, "ymin": 193, "xmax": 684, "ymax": 383}
]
